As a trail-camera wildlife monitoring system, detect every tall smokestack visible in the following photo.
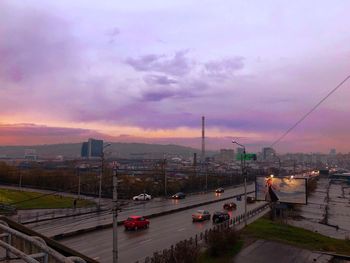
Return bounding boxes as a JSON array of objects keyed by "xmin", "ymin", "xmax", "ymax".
[{"xmin": 201, "ymin": 116, "xmax": 205, "ymax": 164}]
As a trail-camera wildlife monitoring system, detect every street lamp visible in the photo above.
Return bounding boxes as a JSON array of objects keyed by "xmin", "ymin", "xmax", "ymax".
[
  {"xmin": 274, "ymin": 154, "xmax": 281, "ymax": 175},
  {"xmin": 232, "ymin": 140, "xmax": 247, "ymax": 226},
  {"xmin": 99, "ymin": 143, "xmax": 111, "ymax": 209}
]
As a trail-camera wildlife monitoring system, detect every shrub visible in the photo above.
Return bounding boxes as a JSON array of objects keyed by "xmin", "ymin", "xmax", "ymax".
[{"xmin": 207, "ymin": 228, "xmax": 238, "ymax": 257}]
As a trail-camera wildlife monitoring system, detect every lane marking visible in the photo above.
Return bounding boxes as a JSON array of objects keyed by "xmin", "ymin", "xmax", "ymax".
[
  {"xmin": 177, "ymin": 227, "xmax": 186, "ymax": 232},
  {"xmin": 139, "ymin": 238, "xmax": 152, "ymax": 244}
]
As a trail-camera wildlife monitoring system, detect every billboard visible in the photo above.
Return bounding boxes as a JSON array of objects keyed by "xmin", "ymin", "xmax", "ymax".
[{"xmin": 256, "ymin": 176, "xmax": 307, "ymax": 204}]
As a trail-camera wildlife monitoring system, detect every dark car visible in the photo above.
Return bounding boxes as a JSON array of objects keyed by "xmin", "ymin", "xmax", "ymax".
[
  {"xmin": 247, "ymin": 196, "xmax": 256, "ymax": 203},
  {"xmin": 124, "ymin": 216, "xmax": 150, "ymax": 231},
  {"xmin": 212, "ymin": 211, "xmax": 230, "ymax": 224},
  {"xmin": 215, "ymin": 187, "xmax": 224, "ymax": 193},
  {"xmin": 223, "ymin": 202, "xmax": 237, "ymax": 210},
  {"xmin": 172, "ymin": 192, "xmax": 186, "ymax": 199}
]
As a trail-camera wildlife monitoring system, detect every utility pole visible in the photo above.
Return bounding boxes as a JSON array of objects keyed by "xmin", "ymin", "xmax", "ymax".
[
  {"xmin": 18, "ymin": 168, "xmax": 22, "ymax": 191},
  {"xmin": 77, "ymin": 167, "xmax": 81, "ymax": 199},
  {"xmin": 293, "ymin": 159, "xmax": 296, "ymax": 178},
  {"xmin": 163, "ymin": 158, "xmax": 167, "ymax": 197},
  {"xmin": 233, "ymin": 140, "xmax": 247, "ymax": 226},
  {"xmin": 112, "ymin": 163, "xmax": 118, "ymax": 263},
  {"xmin": 99, "ymin": 143, "xmax": 111, "ymax": 210},
  {"xmin": 204, "ymin": 159, "xmax": 208, "ymax": 191},
  {"xmin": 243, "ymin": 148, "xmax": 247, "ymax": 226},
  {"xmin": 99, "ymin": 151, "xmax": 104, "ymax": 209}
]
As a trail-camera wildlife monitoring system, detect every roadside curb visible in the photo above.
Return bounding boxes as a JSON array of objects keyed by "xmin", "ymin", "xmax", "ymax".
[{"xmin": 52, "ymin": 190, "xmax": 255, "ymax": 240}]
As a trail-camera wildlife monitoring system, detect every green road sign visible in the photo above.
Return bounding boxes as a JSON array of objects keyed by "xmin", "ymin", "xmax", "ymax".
[{"xmin": 236, "ymin": 153, "xmax": 257, "ymax": 161}]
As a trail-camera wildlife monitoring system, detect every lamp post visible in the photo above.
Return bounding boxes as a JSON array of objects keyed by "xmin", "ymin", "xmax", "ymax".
[
  {"xmin": 112, "ymin": 162, "xmax": 118, "ymax": 263},
  {"xmin": 232, "ymin": 140, "xmax": 247, "ymax": 226},
  {"xmin": 275, "ymin": 154, "xmax": 281, "ymax": 175},
  {"xmin": 99, "ymin": 143, "xmax": 111, "ymax": 209}
]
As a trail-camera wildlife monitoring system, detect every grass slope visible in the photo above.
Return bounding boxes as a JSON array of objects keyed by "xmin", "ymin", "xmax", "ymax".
[
  {"xmin": 0, "ymin": 189, "xmax": 94, "ymax": 209},
  {"xmin": 244, "ymin": 218, "xmax": 350, "ymax": 255}
]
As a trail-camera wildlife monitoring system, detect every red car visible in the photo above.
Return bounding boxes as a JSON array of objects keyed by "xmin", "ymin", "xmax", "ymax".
[
  {"xmin": 124, "ymin": 216, "xmax": 150, "ymax": 231},
  {"xmin": 223, "ymin": 202, "xmax": 237, "ymax": 210}
]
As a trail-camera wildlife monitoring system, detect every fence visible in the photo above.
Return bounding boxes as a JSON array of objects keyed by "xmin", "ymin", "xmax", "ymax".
[
  {"xmin": 14, "ymin": 206, "xmax": 101, "ymax": 225},
  {"xmin": 136, "ymin": 203, "xmax": 270, "ymax": 263},
  {"xmin": 0, "ymin": 220, "xmax": 86, "ymax": 263}
]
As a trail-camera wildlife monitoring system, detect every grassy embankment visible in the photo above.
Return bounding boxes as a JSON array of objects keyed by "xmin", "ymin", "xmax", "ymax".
[
  {"xmin": 244, "ymin": 218, "xmax": 350, "ymax": 255},
  {"xmin": 0, "ymin": 189, "xmax": 95, "ymax": 209},
  {"xmin": 199, "ymin": 217, "xmax": 350, "ymax": 262}
]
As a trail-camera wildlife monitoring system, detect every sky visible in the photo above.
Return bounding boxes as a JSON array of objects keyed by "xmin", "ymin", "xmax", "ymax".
[{"xmin": 1, "ymin": 0, "xmax": 350, "ymax": 153}]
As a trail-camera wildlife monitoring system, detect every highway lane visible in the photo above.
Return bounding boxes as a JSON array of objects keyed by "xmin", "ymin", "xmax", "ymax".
[
  {"xmin": 61, "ymin": 196, "xmax": 265, "ymax": 263},
  {"xmin": 28, "ymin": 184, "xmax": 255, "ymax": 237}
]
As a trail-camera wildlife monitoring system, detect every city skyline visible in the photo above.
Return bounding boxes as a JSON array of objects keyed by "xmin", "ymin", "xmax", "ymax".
[{"xmin": 1, "ymin": 1, "xmax": 350, "ymax": 152}]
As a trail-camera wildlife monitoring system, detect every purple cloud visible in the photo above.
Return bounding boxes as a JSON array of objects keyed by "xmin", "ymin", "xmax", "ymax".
[
  {"xmin": 0, "ymin": 123, "xmax": 99, "ymax": 137},
  {"xmin": 125, "ymin": 50, "xmax": 192, "ymax": 76},
  {"xmin": 143, "ymin": 74, "xmax": 177, "ymax": 86},
  {"xmin": 106, "ymin": 27, "xmax": 120, "ymax": 43},
  {"xmin": 0, "ymin": 3, "xmax": 79, "ymax": 83},
  {"xmin": 141, "ymin": 90, "xmax": 176, "ymax": 101},
  {"xmin": 204, "ymin": 57, "xmax": 244, "ymax": 78}
]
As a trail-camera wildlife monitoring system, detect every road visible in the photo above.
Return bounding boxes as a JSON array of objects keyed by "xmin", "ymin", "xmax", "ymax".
[
  {"xmin": 61, "ymin": 197, "xmax": 265, "ymax": 263},
  {"xmin": 28, "ymin": 184, "xmax": 255, "ymax": 237}
]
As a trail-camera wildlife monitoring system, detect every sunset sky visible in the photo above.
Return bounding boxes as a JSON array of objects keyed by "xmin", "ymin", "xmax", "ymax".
[{"xmin": 1, "ymin": 0, "xmax": 350, "ymax": 152}]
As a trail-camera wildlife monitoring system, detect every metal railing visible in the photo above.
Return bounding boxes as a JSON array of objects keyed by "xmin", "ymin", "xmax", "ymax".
[
  {"xmin": 0, "ymin": 220, "xmax": 86, "ymax": 263},
  {"xmin": 137, "ymin": 203, "xmax": 270, "ymax": 263},
  {"xmin": 15, "ymin": 206, "xmax": 100, "ymax": 225}
]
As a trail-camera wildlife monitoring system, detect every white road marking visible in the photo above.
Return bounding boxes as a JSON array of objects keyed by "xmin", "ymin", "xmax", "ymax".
[
  {"xmin": 139, "ymin": 238, "xmax": 152, "ymax": 244},
  {"xmin": 177, "ymin": 227, "xmax": 186, "ymax": 232}
]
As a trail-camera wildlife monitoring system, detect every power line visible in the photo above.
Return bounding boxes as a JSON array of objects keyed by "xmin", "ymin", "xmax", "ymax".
[{"xmin": 271, "ymin": 74, "xmax": 350, "ymax": 148}]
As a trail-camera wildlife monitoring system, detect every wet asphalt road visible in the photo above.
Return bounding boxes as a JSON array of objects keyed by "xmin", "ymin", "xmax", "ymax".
[
  {"xmin": 61, "ymin": 192, "xmax": 263, "ymax": 263},
  {"xmin": 28, "ymin": 184, "xmax": 255, "ymax": 237}
]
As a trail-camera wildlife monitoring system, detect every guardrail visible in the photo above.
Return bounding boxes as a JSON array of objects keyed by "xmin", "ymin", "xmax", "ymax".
[
  {"xmin": 136, "ymin": 203, "xmax": 270, "ymax": 263},
  {"xmin": 0, "ymin": 220, "xmax": 86, "ymax": 263},
  {"xmin": 0, "ymin": 204, "xmax": 16, "ymax": 215},
  {"xmin": 15, "ymin": 206, "xmax": 101, "ymax": 225}
]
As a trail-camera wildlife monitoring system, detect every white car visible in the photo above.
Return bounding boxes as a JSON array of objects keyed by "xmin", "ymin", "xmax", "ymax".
[{"xmin": 133, "ymin": 194, "xmax": 152, "ymax": 201}]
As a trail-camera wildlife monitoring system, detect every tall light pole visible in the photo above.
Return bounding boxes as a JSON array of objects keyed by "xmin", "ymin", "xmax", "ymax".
[
  {"xmin": 112, "ymin": 162, "xmax": 118, "ymax": 263},
  {"xmin": 274, "ymin": 154, "xmax": 281, "ymax": 175},
  {"xmin": 76, "ymin": 166, "xmax": 81, "ymax": 199},
  {"xmin": 99, "ymin": 143, "xmax": 111, "ymax": 209},
  {"xmin": 232, "ymin": 140, "xmax": 247, "ymax": 226}
]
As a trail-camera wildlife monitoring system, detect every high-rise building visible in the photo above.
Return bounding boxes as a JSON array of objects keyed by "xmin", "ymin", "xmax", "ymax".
[
  {"xmin": 262, "ymin": 147, "xmax": 276, "ymax": 161},
  {"xmin": 329, "ymin": 149, "xmax": 336, "ymax": 156},
  {"xmin": 81, "ymin": 138, "xmax": 103, "ymax": 158}
]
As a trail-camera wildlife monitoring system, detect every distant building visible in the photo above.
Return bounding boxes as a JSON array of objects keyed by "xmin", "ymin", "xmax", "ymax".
[
  {"xmin": 24, "ymin": 149, "xmax": 38, "ymax": 161},
  {"xmin": 262, "ymin": 147, "xmax": 276, "ymax": 161},
  {"xmin": 81, "ymin": 138, "xmax": 103, "ymax": 159},
  {"xmin": 219, "ymin": 149, "xmax": 235, "ymax": 163},
  {"xmin": 329, "ymin": 149, "xmax": 336, "ymax": 156}
]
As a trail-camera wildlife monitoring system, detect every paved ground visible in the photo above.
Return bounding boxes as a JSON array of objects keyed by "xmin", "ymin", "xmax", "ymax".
[
  {"xmin": 289, "ymin": 177, "xmax": 350, "ymax": 239},
  {"xmin": 233, "ymin": 239, "xmax": 333, "ymax": 263}
]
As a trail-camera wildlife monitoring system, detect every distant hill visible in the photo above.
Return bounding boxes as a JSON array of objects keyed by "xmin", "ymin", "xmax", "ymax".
[{"xmin": 0, "ymin": 142, "xmax": 215, "ymax": 159}]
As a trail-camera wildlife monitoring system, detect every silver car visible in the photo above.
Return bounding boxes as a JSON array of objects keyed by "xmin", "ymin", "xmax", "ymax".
[{"xmin": 192, "ymin": 210, "xmax": 211, "ymax": 222}]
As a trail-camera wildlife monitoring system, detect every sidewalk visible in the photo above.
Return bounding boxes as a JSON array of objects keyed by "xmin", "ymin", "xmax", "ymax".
[{"xmin": 233, "ymin": 240, "xmax": 333, "ymax": 263}]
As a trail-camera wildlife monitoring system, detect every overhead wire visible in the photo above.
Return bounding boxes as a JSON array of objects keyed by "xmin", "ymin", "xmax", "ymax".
[{"xmin": 270, "ymin": 74, "xmax": 350, "ymax": 147}]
